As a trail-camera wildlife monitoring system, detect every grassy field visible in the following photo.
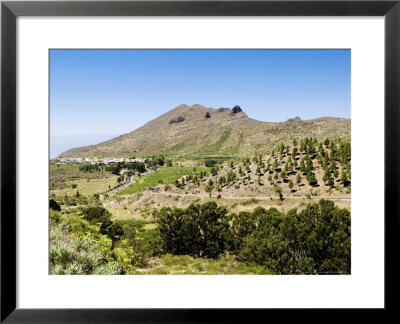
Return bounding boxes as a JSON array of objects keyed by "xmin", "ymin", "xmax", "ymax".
[
  {"xmin": 50, "ymin": 164, "xmax": 112, "ymax": 188},
  {"xmin": 108, "ymin": 207, "xmax": 135, "ymax": 220},
  {"xmin": 134, "ymin": 254, "xmax": 273, "ymax": 275},
  {"xmin": 118, "ymin": 166, "xmax": 209, "ymax": 195},
  {"xmin": 50, "ymin": 176, "xmax": 119, "ymax": 198}
]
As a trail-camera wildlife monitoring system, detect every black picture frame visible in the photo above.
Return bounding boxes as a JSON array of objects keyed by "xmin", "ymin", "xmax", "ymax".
[{"xmin": 1, "ymin": 0, "xmax": 399, "ymax": 322}]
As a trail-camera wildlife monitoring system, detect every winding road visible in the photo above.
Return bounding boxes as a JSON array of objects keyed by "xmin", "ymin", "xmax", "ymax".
[{"xmin": 104, "ymin": 175, "xmax": 133, "ymax": 195}]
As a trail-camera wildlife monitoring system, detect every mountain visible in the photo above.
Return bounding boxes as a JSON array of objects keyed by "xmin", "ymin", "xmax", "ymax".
[{"xmin": 59, "ymin": 104, "xmax": 351, "ymax": 158}]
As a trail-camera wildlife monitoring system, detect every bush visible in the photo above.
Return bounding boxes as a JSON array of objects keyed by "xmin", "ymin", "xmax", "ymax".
[
  {"xmin": 81, "ymin": 206, "xmax": 112, "ymax": 225},
  {"xmin": 49, "ymin": 199, "xmax": 61, "ymax": 211},
  {"xmin": 154, "ymin": 200, "xmax": 351, "ymax": 274},
  {"xmin": 154, "ymin": 202, "xmax": 230, "ymax": 258},
  {"xmin": 306, "ymin": 171, "xmax": 318, "ymax": 186},
  {"xmin": 204, "ymin": 159, "xmax": 217, "ymax": 167},
  {"xmin": 234, "ymin": 200, "xmax": 351, "ymax": 274},
  {"xmin": 50, "ymin": 209, "xmax": 62, "ymax": 222}
]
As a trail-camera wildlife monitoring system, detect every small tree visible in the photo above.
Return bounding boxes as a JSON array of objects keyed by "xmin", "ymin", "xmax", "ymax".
[
  {"xmin": 300, "ymin": 159, "xmax": 306, "ymax": 173},
  {"xmin": 107, "ymin": 222, "xmax": 124, "ymax": 250},
  {"xmin": 274, "ymin": 185, "xmax": 283, "ymax": 201},
  {"xmin": 341, "ymin": 172, "xmax": 348, "ymax": 184},
  {"xmin": 306, "ymin": 172, "xmax": 318, "ymax": 186},
  {"xmin": 216, "ymin": 185, "xmax": 222, "ymax": 197},
  {"xmin": 272, "ymin": 159, "xmax": 278, "ymax": 170},
  {"xmin": 306, "ymin": 158, "xmax": 313, "ymax": 173},
  {"xmin": 205, "ymin": 185, "xmax": 213, "ymax": 197},
  {"xmin": 333, "ymin": 169, "xmax": 339, "ymax": 179},
  {"xmin": 288, "ymin": 179, "xmax": 294, "ymax": 191}
]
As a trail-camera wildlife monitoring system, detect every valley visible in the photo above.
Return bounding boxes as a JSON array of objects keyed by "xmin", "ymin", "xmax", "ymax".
[{"xmin": 50, "ymin": 104, "xmax": 351, "ymax": 275}]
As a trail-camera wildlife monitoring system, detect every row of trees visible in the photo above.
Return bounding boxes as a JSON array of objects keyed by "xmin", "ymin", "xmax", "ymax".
[
  {"xmin": 154, "ymin": 200, "xmax": 351, "ymax": 274},
  {"xmin": 169, "ymin": 137, "xmax": 350, "ymax": 193}
]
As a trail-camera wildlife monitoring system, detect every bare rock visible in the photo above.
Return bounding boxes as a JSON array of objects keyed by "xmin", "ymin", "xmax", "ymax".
[
  {"xmin": 169, "ymin": 116, "xmax": 185, "ymax": 124},
  {"xmin": 286, "ymin": 116, "xmax": 302, "ymax": 123},
  {"xmin": 230, "ymin": 105, "xmax": 242, "ymax": 115}
]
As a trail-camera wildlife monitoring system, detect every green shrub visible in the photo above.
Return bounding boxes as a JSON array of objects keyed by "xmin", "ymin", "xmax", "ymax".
[
  {"xmin": 50, "ymin": 209, "xmax": 62, "ymax": 222},
  {"xmin": 81, "ymin": 206, "xmax": 112, "ymax": 225},
  {"xmin": 49, "ymin": 199, "xmax": 61, "ymax": 211},
  {"xmin": 154, "ymin": 200, "xmax": 351, "ymax": 274},
  {"xmin": 154, "ymin": 202, "xmax": 230, "ymax": 258}
]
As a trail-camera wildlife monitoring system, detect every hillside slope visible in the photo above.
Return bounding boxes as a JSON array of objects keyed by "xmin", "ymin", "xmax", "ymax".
[{"xmin": 59, "ymin": 104, "xmax": 350, "ymax": 158}]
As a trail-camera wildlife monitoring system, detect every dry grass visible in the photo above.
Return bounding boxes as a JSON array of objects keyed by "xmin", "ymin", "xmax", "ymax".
[
  {"xmin": 50, "ymin": 176, "xmax": 118, "ymax": 198},
  {"xmin": 104, "ymin": 189, "xmax": 350, "ymax": 221}
]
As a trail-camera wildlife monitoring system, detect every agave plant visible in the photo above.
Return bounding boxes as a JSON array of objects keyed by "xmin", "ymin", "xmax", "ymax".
[
  {"xmin": 64, "ymin": 262, "xmax": 82, "ymax": 275},
  {"xmin": 92, "ymin": 263, "xmax": 122, "ymax": 275},
  {"xmin": 50, "ymin": 218, "xmax": 123, "ymax": 275},
  {"xmin": 50, "ymin": 264, "xmax": 64, "ymax": 275}
]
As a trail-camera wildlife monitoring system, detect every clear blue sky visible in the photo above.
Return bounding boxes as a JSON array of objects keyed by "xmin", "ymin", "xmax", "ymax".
[{"xmin": 50, "ymin": 49, "xmax": 350, "ymax": 157}]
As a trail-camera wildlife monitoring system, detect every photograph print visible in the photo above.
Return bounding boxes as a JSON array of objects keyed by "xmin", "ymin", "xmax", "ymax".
[{"xmin": 49, "ymin": 49, "xmax": 351, "ymax": 275}]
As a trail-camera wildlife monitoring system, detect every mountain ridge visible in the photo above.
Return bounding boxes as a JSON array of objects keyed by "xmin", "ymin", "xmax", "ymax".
[{"xmin": 59, "ymin": 104, "xmax": 351, "ymax": 158}]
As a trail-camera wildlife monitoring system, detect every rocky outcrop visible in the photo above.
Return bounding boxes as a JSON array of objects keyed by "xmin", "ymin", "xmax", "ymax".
[
  {"xmin": 230, "ymin": 105, "xmax": 242, "ymax": 115},
  {"xmin": 205, "ymin": 112, "xmax": 211, "ymax": 118},
  {"xmin": 169, "ymin": 116, "xmax": 185, "ymax": 125},
  {"xmin": 286, "ymin": 116, "xmax": 302, "ymax": 123}
]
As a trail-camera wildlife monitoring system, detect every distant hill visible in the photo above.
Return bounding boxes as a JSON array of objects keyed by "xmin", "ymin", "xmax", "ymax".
[{"xmin": 59, "ymin": 104, "xmax": 351, "ymax": 158}]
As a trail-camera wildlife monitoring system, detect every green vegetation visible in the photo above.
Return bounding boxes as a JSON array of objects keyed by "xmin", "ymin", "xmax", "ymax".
[
  {"xmin": 50, "ymin": 220, "xmax": 123, "ymax": 275},
  {"xmin": 50, "ymin": 198, "xmax": 350, "ymax": 275},
  {"xmin": 49, "ymin": 198, "xmax": 61, "ymax": 211},
  {"xmin": 50, "ymin": 133, "xmax": 351, "ymax": 275},
  {"xmin": 118, "ymin": 166, "xmax": 209, "ymax": 195},
  {"xmin": 136, "ymin": 254, "xmax": 273, "ymax": 275},
  {"xmin": 154, "ymin": 200, "xmax": 350, "ymax": 274},
  {"xmin": 51, "ymin": 176, "xmax": 118, "ymax": 199},
  {"xmin": 154, "ymin": 202, "xmax": 229, "ymax": 258},
  {"xmin": 199, "ymin": 128, "xmax": 232, "ymax": 155},
  {"xmin": 50, "ymin": 163, "xmax": 112, "ymax": 190},
  {"xmin": 49, "ymin": 206, "xmax": 159, "ymax": 274}
]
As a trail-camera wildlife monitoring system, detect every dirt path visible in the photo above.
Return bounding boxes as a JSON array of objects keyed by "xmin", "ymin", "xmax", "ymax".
[{"xmin": 153, "ymin": 191, "xmax": 350, "ymax": 201}]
